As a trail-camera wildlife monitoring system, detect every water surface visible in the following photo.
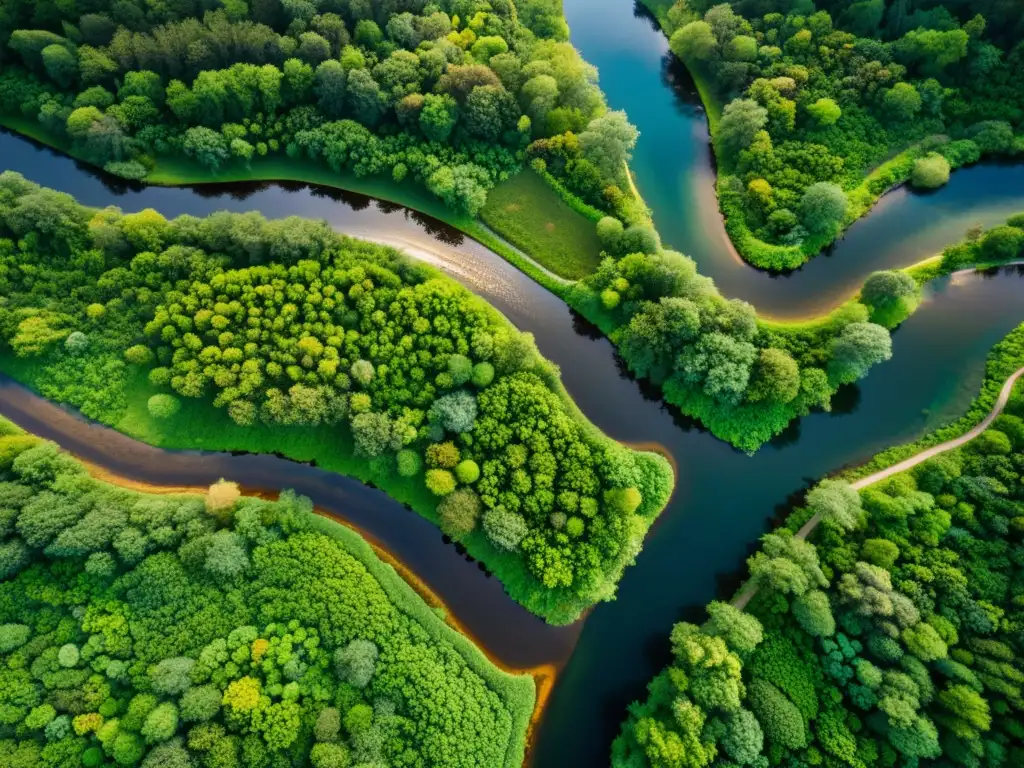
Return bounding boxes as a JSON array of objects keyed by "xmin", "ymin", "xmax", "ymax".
[{"xmin": 3, "ymin": 8, "xmax": 1024, "ymax": 762}]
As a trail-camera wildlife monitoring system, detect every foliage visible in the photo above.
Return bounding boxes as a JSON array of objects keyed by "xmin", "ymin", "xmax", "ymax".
[
  {"xmin": 0, "ymin": 173, "xmax": 673, "ymax": 624},
  {"xmin": 615, "ymin": 321, "xmax": 1024, "ymax": 768},
  {"xmin": 0, "ymin": 0, "xmax": 636, "ymax": 240},
  {"xmin": 0, "ymin": 424, "xmax": 533, "ymax": 768},
  {"xmin": 653, "ymin": 0, "xmax": 1024, "ymax": 267}
]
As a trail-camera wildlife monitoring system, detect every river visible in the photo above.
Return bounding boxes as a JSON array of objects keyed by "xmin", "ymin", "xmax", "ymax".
[{"xmin": 1, "ymin": 2, "xmax": 1023, "ymax": 764}]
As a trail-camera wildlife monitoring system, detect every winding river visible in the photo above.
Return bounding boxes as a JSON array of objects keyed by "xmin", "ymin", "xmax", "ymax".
[{"xmin": 1, "ymin": 1, "xmax": 1023, "ymax": 765}]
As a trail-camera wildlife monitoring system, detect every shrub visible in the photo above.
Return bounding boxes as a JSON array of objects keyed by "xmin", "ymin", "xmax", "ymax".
[
  {"xmin": 147, "ymin": 393, "xmax": 181, "ymax": 419},
  {"xmin": 910, "ymin": 154, "xmax": 950, "ymax": 189},
  {"xmin": 455, "ymin": 459, "xmax": 480, "ymax": 484},
  {"xmin": 437, "ymin": 488, "xmax": 482, "ymax": 538},
  {"xmin": 396, "ymin": 449, "xmax": 422, "ymax": 477},
  {"xmin": 425, "ymin": 469, "xmax": 456, "ymax": 496}
]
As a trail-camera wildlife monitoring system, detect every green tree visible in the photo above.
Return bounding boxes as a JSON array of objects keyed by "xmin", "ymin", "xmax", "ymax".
[
  {"xmin": 799, "ymin": 182, "xmax": 848, "ymax": 235},
  {"xmin": 715, "ymin": 99, "xmax": 768, "ymax": 160}
]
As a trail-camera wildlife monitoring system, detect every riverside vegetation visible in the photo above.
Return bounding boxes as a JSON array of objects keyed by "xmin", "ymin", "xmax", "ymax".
[
  {"xmin": 0, "ymin": 416, "xmax": 535, "ymax": 768},
  {"xmin": 0, "ymin": 172, "xmax": 674, "ymax": 625},
  {"xmin": 0, "ymin": 0, "xmax": 1010, "ymax": 453},
  {"xmin": 614, "ymin": 323, "xmax": 1024, "ymax": 768},
  {"xmin": 645, "ymin": 0, "xmax": 1024, "ymax": 269},
  {"xmin": 0, "ymin": 0, "xmax": 646, "ymax": 257}
]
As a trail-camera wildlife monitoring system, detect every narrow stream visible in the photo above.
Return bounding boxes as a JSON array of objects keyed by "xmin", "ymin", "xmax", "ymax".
[{"xmin": 2, "ymin": 2, "xmax": 1024, "ymax": 761}]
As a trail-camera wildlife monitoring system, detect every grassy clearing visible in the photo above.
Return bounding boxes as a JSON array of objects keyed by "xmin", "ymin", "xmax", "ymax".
[{"xmin": 480, "ymin": 169, "xmax": 604, "ymax": 279}]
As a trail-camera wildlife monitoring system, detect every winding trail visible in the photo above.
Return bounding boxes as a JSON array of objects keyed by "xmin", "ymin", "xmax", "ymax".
[{"xmin": 732, "ymin": 366, "xmax": 1024, "ymax": 611}]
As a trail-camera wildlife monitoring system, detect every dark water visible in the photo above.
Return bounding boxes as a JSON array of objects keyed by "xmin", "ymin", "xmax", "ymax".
[
  {"xmin": 563, "ymin": 0, "xmax": 1024, "ymax": 318},
  {"xmin": 1, "ymin": 8, "xmax": 1024, "ymax": 763}
]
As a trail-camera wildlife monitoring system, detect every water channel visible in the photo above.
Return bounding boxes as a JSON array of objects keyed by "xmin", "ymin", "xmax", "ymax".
[{"xmin": 0, "ymin": 2, "xmax": 1023, "ymax": 765}]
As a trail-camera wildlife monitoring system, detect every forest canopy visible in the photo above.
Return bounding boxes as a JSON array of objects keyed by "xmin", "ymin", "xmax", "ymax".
[
  {"xmin": 0, "ymin": 417, "xmax": 534, "ymax": 768},
  {"xmin": 613, "ymin": 323, "xmax": 1024, "ymax": 768},
  {"xmin": 0, "ymin": 0, "xmax": 641, "ymax": 222},
  {"xmin": 651, "ymin": 0, "xmax": 1024, "ymax": 268},
  {"xmin": 0, "ymin": 172, "xmax": 673, "ymax": 624}
]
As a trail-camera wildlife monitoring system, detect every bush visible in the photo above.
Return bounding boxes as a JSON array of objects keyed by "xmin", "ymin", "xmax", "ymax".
[
  {"xmin": 147, "ymin": 393, "xmax": 181, "ymax": 419},
  {"xmin": 437, "ymin": 488, "xmax": 481, "ymax": 538},
  {"xmin": 910, "ymin": 154, "xmax": 950, "ymax": 189},
  {"xmin": 747, "ymin": 679, "xmax": 807, "ymax": 750},
  {"xmin": 396, "ymin": 449, "xmax": 422, "ymax": 477},
  {"xmin": 455, "ymin": 459, "xmax": 480, "ymax": 484}
]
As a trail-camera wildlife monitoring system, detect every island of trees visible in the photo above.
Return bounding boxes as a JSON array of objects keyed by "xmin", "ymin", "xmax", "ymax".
[
  {"xmin": 0, "ymin": 416, "xmax": 534, "ymax": 768},
  {"xmin": 0, "ymin": 172, "xmax": 674, "ymax": 625},
  {"xmin": 614, "ymin": 322, "xmax": 1024, "ymax": 767},
  {"xmin": 4, "ymin": 0, "xmax": 1019, "ymax": 453},
  {"xmin": 646, "ymin": 0, "xmax": 1024, "ymax": 269}
]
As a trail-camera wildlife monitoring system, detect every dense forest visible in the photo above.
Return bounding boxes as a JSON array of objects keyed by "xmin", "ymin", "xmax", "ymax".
[
  {"xmin": 0, "ymin": 416, "xmax": 534, "ymax": 768},
  {"xmin": 613, "ymin": 323, "xmax": 1024, "ymax": 768},
  {"xmin": 0, "ymin": 0, "xmax": 644, "ymax": 223},
  {"xmin": 649, "ymin": 0, "xmax": 1024, "ymax": 268},
  {"xmin": 0, "ymin": 172, "xmax": 673, "ymax": 624}
]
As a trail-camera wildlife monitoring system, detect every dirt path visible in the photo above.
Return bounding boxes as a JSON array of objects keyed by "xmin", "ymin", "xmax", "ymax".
[{"xmin": 732, "ymin": 366, "xmax": 1024, "ymax": 610}]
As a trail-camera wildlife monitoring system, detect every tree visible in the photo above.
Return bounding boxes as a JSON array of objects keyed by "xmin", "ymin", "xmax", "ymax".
[
  {"xmin": 669, "ymin": 21, "xmax": 717, "ymax": 61},
  {"xmin": 42, "ymin": 45, "xmax": 78, "ymax": 88},
  {"xmin": 805, "ymin": 480, "xmax": 861, "ymax": 532},
  {"xmin": 911, "ymin": 153, "xmax": 950, "ymax": 189},
  {"xmin": 179, "ymin": 686, "xmax": 221, "ymax": 723},
  {"xmin": 883, "ymin": 82, "xmax": 921, "ymax": 121},
  {"xmin": 747, "ymin": 348, "xmax": 799, "ymax": 403},
  {"xmin": 579, "ymin": 111, "xmax": 639, "ymax": 178},
  {"xmin": 183, "ymin": 127, "xmax": 229, "ymax": 171},
  {"xmin": 792, "ymin": 590, "xmax": 835, "ymax": 637},
  {"xmin": 141, "ymin": 702, "xmax": 179, "ymax": 743},
  {"xmin": 151, "ymin": 658, "xmax": 194, "ymax": 697},
  {"xmin": 937, "ymin": 684, "xmax": 991, "ymax": 739},
  {"xmin": 806, "ymin": 97, "xmax": 841, "ymax": 126},
  {"xmin": 703, "ymin": 601, "xmax": 763, "ymax": 655},
  {"xmin": 314, "ymin": 708, "xmax": 341, "ymax": 743},
  {"xmin": 714, "ymin": 99, "xmax": 767, "ymax": 160},
  {"xmin": 429, "ymin": 391, "xmax": 477, "ymax": 433},
  {"xmin": 725, "ymin": 35, "xmax": 757, "ymax": 62},
  {"xmin": 828, "ymin": 322, "xmax": 892, "ymax": 384},
  {"xmin": 297, "ymin": 32, "xmax": 331, "ymax": 65},
  {"xmin": 438, "ymin": 488, "xmax": 481, "ymax": 538},
  {"xmin": 463, "ymin": 85, "xmax": 518, "ymax": 141},
  {"xmin": 861, "ymin": 271, "xmax": 918, "ymax": 309},
  {"xmin": 314, "ymin": 60, "xmax": 347, "ymax": 118},
  {"xmin": 346, "ymin": 68, "xmax": 385, "ymax": 126},
  {"xmin": 902, "ymin": 622, "xmax": 947, "ymax": 662},
  {"xmin": 799, "ymin": 182, "xmax": 847, "ymax": 235},
  {"xmin": 720, "ymin": 708, "xmax": 763, "ymax": 764},
  {"xmin": 980, "ymin": 225, "xmax": 1024, "ymax": 261},
  {"xmin": 747, "ymin": 679, "xmax": 806, "ymax": 750},
  {"xmin": 483, "ymin": 508, "xmax": 528, "ymax": 551},
  {"xmin": 419, "ymin": 93, "xmax": 458, "ymax": 142},
  {"xmin": 334, "ymin": 639, "xmax": 377, "ymax": 688}
]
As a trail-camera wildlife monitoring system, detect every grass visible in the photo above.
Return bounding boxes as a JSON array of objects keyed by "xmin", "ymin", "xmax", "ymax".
[{"xmin": 480, "ymin": 169, "xmax": 604, "ymax": 279}]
